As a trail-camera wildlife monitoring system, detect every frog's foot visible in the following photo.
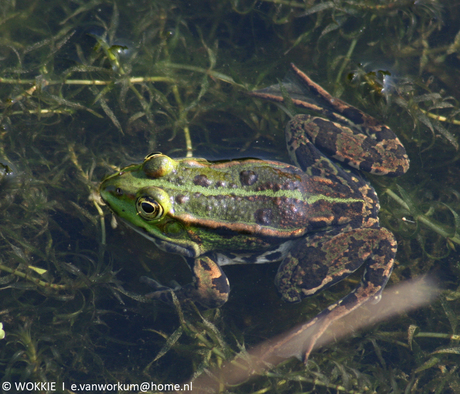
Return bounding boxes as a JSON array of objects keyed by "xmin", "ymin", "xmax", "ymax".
[
  {"xmin": 253, "ymin": 63, "xmax": 410, "ymax": 177},
  {"xmin": 275, "ymin": 226, "xmax": 396, "ymax": 360},
  {"xmin": 140, "ymin": 277, "xmax": 182, "ymax": 304},
  {"xmin": 266, "ymin": 282, "xmax": 385, "ymax": 362},
  {"xmin": 141, "ymin": 256, "xmax": 230, "ymax": 309}
]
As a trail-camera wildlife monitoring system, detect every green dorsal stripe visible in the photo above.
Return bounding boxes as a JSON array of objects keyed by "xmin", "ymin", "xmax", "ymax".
[{"xmin": 146, "ymin": 177, "xmax": 364, "ymax": 205}]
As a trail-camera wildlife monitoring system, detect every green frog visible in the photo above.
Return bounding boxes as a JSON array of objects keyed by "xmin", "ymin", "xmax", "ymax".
[{"xmin": 99, "ymin": 64, "xmax": 409, "ymax": 359}]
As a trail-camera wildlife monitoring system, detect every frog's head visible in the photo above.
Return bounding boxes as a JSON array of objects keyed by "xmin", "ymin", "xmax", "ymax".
[{"xmin": 100, "ymin": 154, "xmax": 204, "ymax": 258}]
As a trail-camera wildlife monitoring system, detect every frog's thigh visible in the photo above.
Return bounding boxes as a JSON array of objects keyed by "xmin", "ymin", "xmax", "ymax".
[
  {"xmin": 184, "ymin": 256, "xmax": 230, "ymax": 309},
  {"xmin": 287, "ymin": 115, "xmax": 408, "ymax": 176},
  {"xmin": 275, "ymin": 227, "xmax": 396, "ymax": 303}
]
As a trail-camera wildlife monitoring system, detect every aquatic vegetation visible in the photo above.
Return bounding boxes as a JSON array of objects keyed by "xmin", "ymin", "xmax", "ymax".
[{"xmin": 0, "ymin": 0, "xmax": 459, "ymax": 392}]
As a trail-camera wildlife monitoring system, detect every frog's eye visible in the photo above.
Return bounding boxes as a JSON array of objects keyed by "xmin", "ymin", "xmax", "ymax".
[
  {"xmin": 136, "ymin": 196, "xmax": 164, "ymax": 221},
  {"xmin": 143, "ymin": 154, "xmax": 176, "ymax": 179},
  {"xmin": 136, "ymin": 186, "xmax": 172, "ymax": 221},
  {"xmin": 144, "ymin": 151, "xmax": 162, "ymax": 160}
]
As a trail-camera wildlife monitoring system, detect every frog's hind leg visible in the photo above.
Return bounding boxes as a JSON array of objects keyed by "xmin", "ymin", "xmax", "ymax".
[
  {"xmin": 287, "ymin": 112, "xmax": 409, "ymax": 177},
  {"xmin": 275, "ymin": 226, "xmax": 396, "ymax": 360},
  {"xmin": 251, "ymin": 63, "xmax": 409, "ymax": 177}
]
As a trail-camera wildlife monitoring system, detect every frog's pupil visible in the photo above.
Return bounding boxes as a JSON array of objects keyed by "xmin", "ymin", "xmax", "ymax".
[{"xmin": 142, "ymin": 201, "xmax": 155, "ymax": 214}]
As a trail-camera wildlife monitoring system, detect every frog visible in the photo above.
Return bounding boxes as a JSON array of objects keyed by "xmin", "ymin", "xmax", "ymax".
[{"xmin": 99, "ymin": 64, "xmax": 409, "ymax": 360}]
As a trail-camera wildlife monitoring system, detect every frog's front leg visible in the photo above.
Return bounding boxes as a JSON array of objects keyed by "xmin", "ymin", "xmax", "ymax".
[
  {"xmin": 142, "ymin": 256, "xmax": 230, "ymax": 309},
  {"xmin": 275, "ymin": 226, "xmax": 396, "ymax": 359}
]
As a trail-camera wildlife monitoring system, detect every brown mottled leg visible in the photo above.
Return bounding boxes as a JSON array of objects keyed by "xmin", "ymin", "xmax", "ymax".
[{"xmin": 275, "ymin": 227, "xmax": 396, "ymax": 360}]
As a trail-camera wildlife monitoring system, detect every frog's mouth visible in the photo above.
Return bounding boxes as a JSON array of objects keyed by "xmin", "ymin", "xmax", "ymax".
[{"xmin": 115, "ymin": 215, "xmax": 201, "ymax": 259}]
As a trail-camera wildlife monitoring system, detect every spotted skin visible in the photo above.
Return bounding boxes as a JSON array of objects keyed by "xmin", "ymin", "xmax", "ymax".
[
  {"xmin": 256, "ymin": 64, "xmax": 409, "ymax": 177},
  {"xmin": 99, "ymin": 64, "xmax": 409, "ymax": 361}
]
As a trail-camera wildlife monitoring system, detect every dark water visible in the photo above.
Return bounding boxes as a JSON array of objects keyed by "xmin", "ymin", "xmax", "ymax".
[{"xmin": 0, "ymin": 1, "xmax": 459, "ymax": 392}]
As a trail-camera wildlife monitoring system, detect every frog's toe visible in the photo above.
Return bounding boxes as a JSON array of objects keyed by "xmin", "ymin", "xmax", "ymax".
[
  {"xmin": 140, "ymin": 276, "xmax": 180, "ymax": 304},
  {"xmin": 139, "ymin": 256, "xmax": 231, "ymax": 309},
  {"xmin": 145, "ymin": 290, "xmax": 174, "ymax": 304},
  {"xmin": 140, "ymin": 276, "xmax": 178, "ymax": 292}
]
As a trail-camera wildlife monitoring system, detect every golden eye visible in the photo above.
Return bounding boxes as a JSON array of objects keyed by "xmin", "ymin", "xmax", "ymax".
[{"xmin": 136, "ymin": 196, "xmax": 164, "ymax": 221}]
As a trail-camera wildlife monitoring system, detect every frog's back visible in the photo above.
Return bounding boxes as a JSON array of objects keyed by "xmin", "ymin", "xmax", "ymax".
[{"xmin": 167, "ymin": 158, "xmax": 370, "ymax": 238}]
